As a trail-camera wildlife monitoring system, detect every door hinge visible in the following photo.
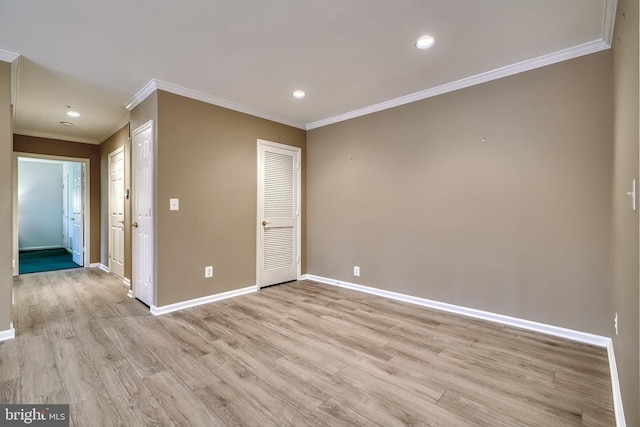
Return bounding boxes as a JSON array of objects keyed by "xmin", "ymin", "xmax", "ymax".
[{"xmin": 296, "ymin": 256, "xmax": 300, "ymax": 263}]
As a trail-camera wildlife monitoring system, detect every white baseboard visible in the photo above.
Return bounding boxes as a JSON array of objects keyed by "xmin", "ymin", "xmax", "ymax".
[
  {"xmin": 150, "ymin": 286, "xmax": 258, "ymax": 316},
  {"xmin": 88, "ymin": 262, "xmax": 101, "ymax": 268},
  {"xmin": 0, "ymin": 328, "xmax": 15, "ymax": 342},
  {"xmin": 19, "ymin": 246, "xmax": 65, "ymax": 251},
  {"xmin": 607, "ymin": 342, "xmax": 627, "ymax": 427},
  {"xmin": 123, "ymin": 278, "xmax": 131, "ymax": 288},
  {"xmin": 127, "ymin": 289, "xmax": 134, "ymax": 299},
  {"xmin": 301, "ymin": 274, "xmax": 610, "ymax": 347},
  {"xmin": 98, "ymin": 264, "xmax": 109, "ymax": 273},
  {"xmin": 302, "ymin": 274, "xmax": 623, "ymax": 425}
]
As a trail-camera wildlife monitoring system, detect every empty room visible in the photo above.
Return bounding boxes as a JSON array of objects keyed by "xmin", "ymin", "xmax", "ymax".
[{"xmin": 0, "ymin": 1, "xmax": 638, "ymax": 426}]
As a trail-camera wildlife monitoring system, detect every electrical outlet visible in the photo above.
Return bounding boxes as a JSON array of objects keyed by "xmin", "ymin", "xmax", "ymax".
[
  {"xmin": 205, "ymin": 266, "xmax": 213, "ymax": 278},
  {"xmin": 614, "ymin": 312, "xmax": 619, "ymax": 335},
  {"xmin": 353, "ymin": 266, "xmax": 360, "ymax": 276}
]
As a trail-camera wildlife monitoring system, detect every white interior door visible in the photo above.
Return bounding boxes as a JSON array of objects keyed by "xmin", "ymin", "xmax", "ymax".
[
  {"xmin": 71, "ymin": 163, "xmax": 84, "ymax": 266},
  {"xmin": 257, "ymin": 140, "xmax": 301, "ymax": 288},
  {"xmin": 109, "ymin": 147, "xmax": 125, "ymax": 278},
  {"xmin": 132, "ymin": 121, "xmax": 154, "ymax": 307}
]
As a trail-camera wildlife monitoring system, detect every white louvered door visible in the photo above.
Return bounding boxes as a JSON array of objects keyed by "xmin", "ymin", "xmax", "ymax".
[{"xmin": 258, "ymin": 140, "xmax": 301, "ymax": 288}]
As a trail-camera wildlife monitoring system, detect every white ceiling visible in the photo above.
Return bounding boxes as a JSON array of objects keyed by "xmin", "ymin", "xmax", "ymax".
[{"xmin": 0, "ymin": 0, "xmax": 615, "ymax": 144}]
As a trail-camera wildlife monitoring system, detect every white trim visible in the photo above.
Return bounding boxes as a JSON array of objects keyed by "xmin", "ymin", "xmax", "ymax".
[
  {"xmin": 124, "ymin": 12, "xmax": 616, "ymax": 135},
  {"xmin": 0, "ymin": 328, "xmax": 15, "ymax": 342},
  {"xmin": 88, "ymin": 263, "xmax": 100, "ymax": 268},
  {"xmin": 19, "ymin": 245, "xmax": 65, "ymax": 251},
  {"xmin": 150, "ymin": 286, "xmax": 257, "ymax": 316},
  {"xmin": 10, "ymin": 55, "xmax": 19, "ymax": 120},
  {"xmin": 123, "ymin": 278, "xmax": 131, "ymax": 287},
  {"xmin": 98, "ymin": 264, "xmax": 109, "ymax": 273},
  {"xmin": 302, "ymin": 274, "xmax": 626, "ymax": 424},
  {"xmin": 126, "ymin": 79, "xmax": 306, "ymax": 130},
  {"xmin": 125, "ymin": 80, "xmax": 157, "ymax": 111},
  {"xmin": 127, "ymin": 289, "xmax": 134, "ymax": 298},
  {"xmin": 601, "ymin": 0, "xmax": 618, "ymax": 46},
  {"xmin": 0, "ymin": 49, "xmax": 19, "ymax": 63},
  {"xmin": 14, "ymin": 153, "xmax": 91, "ymax": 274},
  {"xmin": 301, "ymin": 274, "xmax": 610, "ymax": 347},
  {"xmin": 97, "ymin": 114, "xmax": 130, "ymax": 144},
  {"xmin": 306, "ymin": 40, "xmax": 610, "ymax": 130},
  {"xmin": 607, "ymin": 342, "xmax": 626, "ymax": 427}
]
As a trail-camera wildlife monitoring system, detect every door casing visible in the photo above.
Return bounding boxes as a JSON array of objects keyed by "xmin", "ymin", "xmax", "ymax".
[
  {"xmin": 256, "ymin": 139, "xmax": 302, "ymax": 288},
  {"xmin": 12, "ymin": 152, "xmax": 90, "ymax": 276}
]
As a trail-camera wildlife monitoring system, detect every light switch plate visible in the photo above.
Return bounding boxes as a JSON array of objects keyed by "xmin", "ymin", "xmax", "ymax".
[{"xmin": 170, "ymin": 198, "xmax": 179, "ymax": 211}]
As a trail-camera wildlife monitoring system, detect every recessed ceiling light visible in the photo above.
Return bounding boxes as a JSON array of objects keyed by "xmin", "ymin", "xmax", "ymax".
[
  {"xmin": 293, "ymin": 90, "xmax": 306, "ymax": 99},
  {"xmin": 59, "ymin": 121, "xmax": 74, "ymax": 126},
  {"xmin": 415, "ymin": 35, "xmax": 435, "ymax": 49},
  {"xmin": 66, "ymin": 110, "xmax": 80, "ymax": 118}
]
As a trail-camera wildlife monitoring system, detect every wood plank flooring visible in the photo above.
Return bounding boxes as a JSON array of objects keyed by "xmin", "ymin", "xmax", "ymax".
[{"xmin": 1, "ymin": 268, "xmax": 615, "ymax": 426}]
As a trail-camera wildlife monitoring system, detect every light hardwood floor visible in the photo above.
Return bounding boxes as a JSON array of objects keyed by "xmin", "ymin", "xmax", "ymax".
[{"xmin": 0, "ymin": 268, "xmax": 614, "ymax": 426}]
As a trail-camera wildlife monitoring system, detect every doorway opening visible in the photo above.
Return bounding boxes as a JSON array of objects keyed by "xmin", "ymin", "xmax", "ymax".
[{"xmin": 13, "ymin": 153, "xmax": 90, "ymax": 275}]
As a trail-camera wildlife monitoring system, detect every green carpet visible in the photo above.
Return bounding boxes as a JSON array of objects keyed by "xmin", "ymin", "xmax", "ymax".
[{"xmin": 19, "ymin": 248, "xmax": 81, "ymax": 274}]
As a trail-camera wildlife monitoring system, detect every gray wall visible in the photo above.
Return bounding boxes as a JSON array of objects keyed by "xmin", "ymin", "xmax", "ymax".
[
  {"xmin": 307, "ymin": 51, "xmax": 612, "ymax": 336},
  {"xmin": 17, "ymin": 159, "xmax": 64, "ymax": 250}
]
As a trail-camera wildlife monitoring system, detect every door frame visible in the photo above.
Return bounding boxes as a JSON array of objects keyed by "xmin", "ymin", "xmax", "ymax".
[
  {"xmin": 256, "ymin": 139, "xmax": 302, "ymax": 289},
  {"xmin": 107, "ymin": 146, "xmax": 126, "ymax": 278},
  {"xmin": 12, "ymin": 152, "xmax": 90, "ymax": 276}
]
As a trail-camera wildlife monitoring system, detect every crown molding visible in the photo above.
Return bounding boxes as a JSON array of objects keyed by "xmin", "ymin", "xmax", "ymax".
[
  {"xmin": 306, "ymin": 39, "xmax": 610, "ymax": 130},
  {"xmin": 0, "ymin": 50, "xmax": 21, "ymax": 122},
  {"xmin": 0, "ymin": 49, "xmax": 19, "ymax": 63},
  {"xmin": 13, "ymin": 128, "xmax": 100, "ymax": 145},
  {"xmin": 96, "ymin": 112, "xmax": 131, "ymax": 144},
  {"xmin": 602, "ymin": 0, "xmax": 618, "ymax": 47},
  {"xmin": 126, "ymin": 79, "xmax": 306, "ymax": 130},
  {"xmin": 125, "ymin": 79, "xmax": 157, "ymax": 111},
  {"xmin": 124, "ymin": 0, "xmax": 617, "ymax": 134}
]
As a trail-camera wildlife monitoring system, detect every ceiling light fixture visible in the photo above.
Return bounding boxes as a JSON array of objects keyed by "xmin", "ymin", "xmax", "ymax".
[
  {"xmin": 65, "ymin": 105, "xmax": 80, "ymax": 117},
  {"xmin": 415, "ymin": 35, "xmax": 435, "ymax": 49},
  {"xmin": 293, "ymin": 90, "xmax": 306, "ymax": 99}
]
